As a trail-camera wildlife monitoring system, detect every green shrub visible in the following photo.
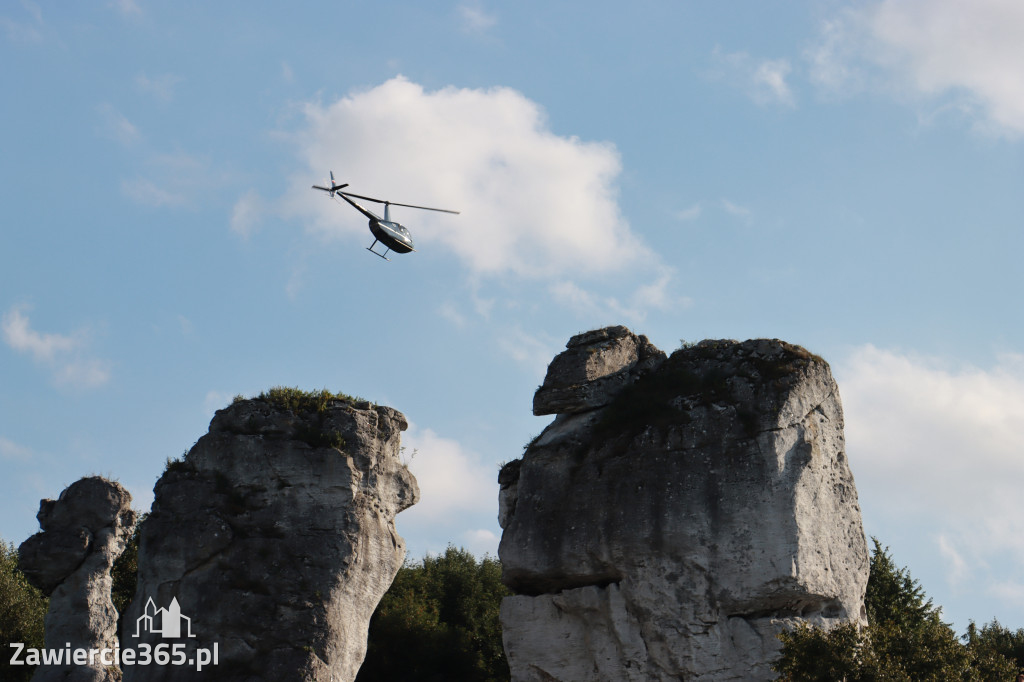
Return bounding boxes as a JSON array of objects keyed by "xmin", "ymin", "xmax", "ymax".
[
  {"xmin": 0, "ymin": 541, "xmax": 49, "ymax": 682},
  {"xmin": 253, "ymin": 386, "xmax": 365, "ymax": 413}
]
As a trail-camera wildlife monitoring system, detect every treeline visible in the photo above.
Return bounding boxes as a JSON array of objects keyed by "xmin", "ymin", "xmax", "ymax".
[
  {"xmin": 775, "ymin": 539, "xmax": 1024, "ymax": 680},
  {"xmin": 356, "ymin": 546, "xmax": 510, "ymax": 682},
  {"xmin": 3, "ymin": 534, "xmax": 1022, "ymax": 681}
]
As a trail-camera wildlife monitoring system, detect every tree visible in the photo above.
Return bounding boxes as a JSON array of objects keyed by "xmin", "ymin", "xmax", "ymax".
[
  {"xmin": 966, "ymin": 620, "xmax": 1024, "ymax": 677},
  {"xmin": 0, "ymin": 540, "xmax": 49, "ymax": 682},
  {"xmin": 356, "ymin": 546, "xmax": 511, "ymax": 682},
  {"xmin": 111, "ymin": 512, "xmax": 146, "ymax": 641},
  {"xmin": 774, "ymin": 539, "xmax": 1018, "ymax": 681}
]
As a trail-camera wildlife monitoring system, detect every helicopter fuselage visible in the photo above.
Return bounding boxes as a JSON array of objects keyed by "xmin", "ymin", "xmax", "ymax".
[
  {"xmin": 369, "ymin": 218, "xmax": 415, "ymax": 253},
  {"xmin": 337, "ymin": 193, "xmax": 415, "ymax": 253}
]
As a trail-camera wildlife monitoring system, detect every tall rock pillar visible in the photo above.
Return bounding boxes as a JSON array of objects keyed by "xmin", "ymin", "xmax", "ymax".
[
  {"xmin": 18, "ymin": 476, "xmax": 138, "ymax": 682},
  {"xmin": 498, "ymin": 329, "xmax": 869, "ymax": 681},
  {"xmin": 121, "ymin": 393, "xmax": 419, "ymax": 682}
]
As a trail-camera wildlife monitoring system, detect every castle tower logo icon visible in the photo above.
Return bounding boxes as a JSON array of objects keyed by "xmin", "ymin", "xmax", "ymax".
[{"xmin": 133, "ymin": 597, "xmax": 196, "ymax": 639}]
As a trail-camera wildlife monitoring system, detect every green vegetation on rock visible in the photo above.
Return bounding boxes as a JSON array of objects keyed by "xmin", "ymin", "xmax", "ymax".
[
  {"xmin": 232, "ymin": 387, "xmax": 361, "ymax": 449},
  {"xmin": 242, "ymin": 386, "xmax": 367, "ymax": 413}
]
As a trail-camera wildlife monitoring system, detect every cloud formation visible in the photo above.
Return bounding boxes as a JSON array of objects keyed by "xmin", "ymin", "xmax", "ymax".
[
  {"xmin": 2, "ymin": 305, "xmax": 110, "ymax": 389},
  {"xmin": 710, "ymin": 48, "xmax": 796, "ymax": 107},
  {"xmin": 230, "ymin": 189, "xmax": 266, "ymax": 237},
  {"xmin": 135, "ymin": 73, "xmax": 183, "ymax": 102},
  {"xmin": 836, "ymin": 345, "xmax": 1024, "ymax": 604},
  {"xmin": 97, "ymin": 103, "xmax": 140, "ymax": 146},
  {"xmin": 400, "ymin": 426, "xmax": 497, "ymax": 522},
  {"xmin": 549, "ymin": 269, "xmax": 684, "ymax": 326},
  {"xmin": 458, "ymin": 1, "xmax": 497, "ymax": 34},
  {"xmin": 0, "ymin": 436, "xmax": 33, "ymax": 462},
  {"xmin": 0, "ymin": 1, "xmax": 44, "ymax": 44},
  {"xmin": 285, "ymin": 77, "xmax": 650, "ymax": 277},
  {"xmin": 810, "ymin": 0, "xmax": 1024, "ymax": 136}
]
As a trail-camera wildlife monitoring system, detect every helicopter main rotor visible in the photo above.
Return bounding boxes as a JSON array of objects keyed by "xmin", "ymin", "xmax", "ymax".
[{"xmin": 334, "ymin": 190, "xmax": 460, "ymax": 215}]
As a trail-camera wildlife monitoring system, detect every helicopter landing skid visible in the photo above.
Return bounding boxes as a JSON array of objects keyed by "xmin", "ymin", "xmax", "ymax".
[{"xmin": 366, "ymin": 240, "xmax": 391, "ymax": 261}]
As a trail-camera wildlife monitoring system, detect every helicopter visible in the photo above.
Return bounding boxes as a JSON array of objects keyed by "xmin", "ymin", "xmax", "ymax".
[{"xmin": 312, "ymin": 172, "xmax": 459, "ymax": 260}]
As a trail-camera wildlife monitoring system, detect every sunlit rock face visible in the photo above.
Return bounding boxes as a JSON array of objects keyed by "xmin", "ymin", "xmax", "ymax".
[
  {"xmin": 499, "ymin": 329, "xmax": 869, "ymax": 682},
  {"xmin": 19, "ymin": 476, "xmax": 137, "ymax": 682},
  {"xmin": 122, "ymin": 396, "xmax": 419, "ymax": 682}
]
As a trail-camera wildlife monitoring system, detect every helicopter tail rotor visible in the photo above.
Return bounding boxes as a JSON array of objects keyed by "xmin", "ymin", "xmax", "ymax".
[{"xmin": 312, "ymin": 170, "xmax": 349, "ymax": 197}]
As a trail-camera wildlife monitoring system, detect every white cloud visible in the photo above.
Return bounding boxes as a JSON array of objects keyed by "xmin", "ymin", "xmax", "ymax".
[
  {"xmin": 805, "ymin": 16, "xmax": 866, "ymax": 94},
  {"xmin": 176, "ymin": 314, "xmax": 193, "ymax": 336},
  {"xmin": 809, "ymin": 0, "xmax": 1024, "ymax": 136},
  {"xmin": 630, "ymin": 269, "xmax": 686, "ymax": 312},
  {"xmin": 710, "ymin": 48, "xmax": 796, "ymax": 107},
  {"xmin": 990, "ymin": 581, "xmax": 1024, "ymax": 604},
  {"xmin": 121, "ymin": 151, "xmax": 226, "ymax": 208},
  {"xmin": 2, "ymin": 305, "xmax": 75, "ymax": 362},
  {"xmin": 285, "ymin": 77, "xmax": 650, "ymax": 277},
  {"xmin": 400, "ymin": 427, "xmax": 496, "ymax": 522},
  {"xmin": 462, "ymin": 528, "xmax": 500, "ymax": 557},
  {"xmin": 110, "ymin": 0, "xmax": 142, "ymax": 16},
  {"xmin": 121, "ymin": 153, "xmax": 212, "ymax": 207},
  {"xmin": 230, "ymin": 189, "xmax": 266, "ymax": 237},
  {"xmin": 550, "ymin": 267, "xmax": 685, "ymax": 325},
  {"xmin": 0, "ymin": 436, "xmax": 33, "ymax": 462},
  {"xmin": 836, "ymin": 346, "xmax": 1024, "ymax": 600},
  {"xmin": 1, "ymin": 1, "xmax": 43, "ymax": 44},
  {"xmin": 438, "ymin": 301, "xmax": 468, "ymax": 329},
  {"xmin": 720, "ymin": 199, "xmax": 752, "ymax": 221},
  {"xmin": 674, "ymin": 203, "xmax": 702, "ymax": 222},
  {"xmin": 20, "ymin": 0, "xmax": 42, "ymax": 25},
  {"xmin": 550, "ymin": 280, "xmax": 638, "ymax": 324},
  {"xmin": 97, "ymin": 103, "xmax": 140, "ymax": 146},
  {"xmin": 458, "ymin": 1, "xmax": 497, "ymax": 34},
  {"xmin": 753, "ymin": 59, "xmax": 795, "ymax": 107},
  {"xmin": 55, "ymin": 358, "xmax": 110, "ymax": 389},
  {"xmin": 135, "ymin": 73, "xmax": 182, "ymax": 102},
  {"xmin": 2, "ymin": 305, "xmax": 110, "ymax": 389},
  {"xmin": 937, "ymin": 534, "xmax": 970, "ymax": 587},
  {"xmin": 121, "ymin": 178, "xmax": 184, "ymax": 207},
  {"xmin": 496, "ymin": 326, "xmax": 558, "ymax": 377}
]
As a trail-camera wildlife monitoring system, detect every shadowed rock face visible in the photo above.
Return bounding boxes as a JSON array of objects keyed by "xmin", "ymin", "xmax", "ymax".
[
  {"xmin": 19, "ymin": 476, "xmax": 137, "ymax": 682},
  {"xmin": 121, "ymin": 397, "xmax": 419, "ymax": 682},
  {"xmin": 499, "ymin": 330, "xmax": 869, "ymax": 682}
]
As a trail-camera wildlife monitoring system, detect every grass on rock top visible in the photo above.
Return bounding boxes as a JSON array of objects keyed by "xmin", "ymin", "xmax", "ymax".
[{"xmin": 234, "ymin": 387, "xmax": 367, "ymax": 414}]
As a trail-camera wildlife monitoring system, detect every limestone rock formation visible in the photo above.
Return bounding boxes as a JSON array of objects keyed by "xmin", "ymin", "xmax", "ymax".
[
  {"xmin": 532, "ymin": 325, "xmax": 666, "ymax": 416},
  {"xmin": 121, "ymin": 394, "xmax": 419, "ymax": 682},
  {"xmin": 499, "ymin": 330, "xmax": 869, "ymax": 681},
  {"xmin": 19, "ymin": 476, "xmax": 137, "ymax": 682}
]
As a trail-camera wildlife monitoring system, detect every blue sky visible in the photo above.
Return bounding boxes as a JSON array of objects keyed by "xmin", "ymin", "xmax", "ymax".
[{"xmin": 2, "ymin": 1, "xmax": 1022, "ymax": 633}]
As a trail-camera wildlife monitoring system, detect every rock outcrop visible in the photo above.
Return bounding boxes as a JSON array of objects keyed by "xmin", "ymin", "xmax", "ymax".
[
  {"xmin": 499, "ymin": 329, "xmax": 869, "ymax": 681},
  {"xmin": 121, "ymin": 393, "xmax": 419, "ymax": 682},
  {"xmin": 19, "ymin": 476, "xmax": 137, "ymax": 682},
  {"xmin": 532, "ymin": 325, "xmax": 666, "ymax": 416}
]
